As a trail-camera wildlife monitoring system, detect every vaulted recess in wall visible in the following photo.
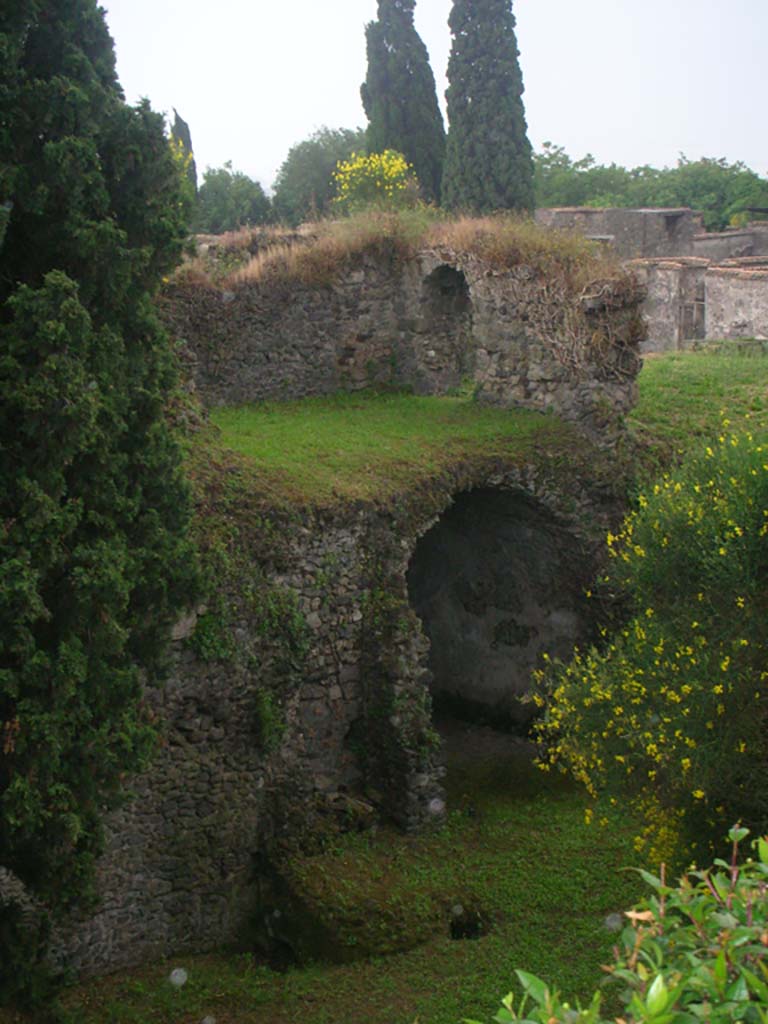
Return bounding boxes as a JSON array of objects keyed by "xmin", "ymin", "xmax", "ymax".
[
  {"xmin": 406, "ymin": 488, "xmax": 593, "ymax": 731},
  {"xmin": 422, "ymin": 264, "xmax": 471, "ymax": 317}
]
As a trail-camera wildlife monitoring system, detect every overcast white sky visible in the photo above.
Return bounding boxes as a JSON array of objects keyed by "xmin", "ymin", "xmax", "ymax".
[{"xmin": 101, "ymin": 0, "xmax": 767, "ymax": 192}]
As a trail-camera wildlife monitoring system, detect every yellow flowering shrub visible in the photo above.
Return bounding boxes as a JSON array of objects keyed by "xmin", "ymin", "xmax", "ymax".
[
  {"xmin": 332, "ymin": 150, "xmax": 420, "ymax": 213},
  {"xmin": 533, "ymin": 427, "xmax": 768, "ymax": 863}
]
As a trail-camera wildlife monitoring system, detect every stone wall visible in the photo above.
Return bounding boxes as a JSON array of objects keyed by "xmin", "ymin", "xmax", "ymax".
[
  {"xmin": 535, "ymin": 207, "xmax": 697, "ymax": 259},
  {"xmin": 693, "ymin": 229, "xmax": 756, "ymax": 261},
  {"xmin": 706, "ymin": 261, "xmax": 768, "ymax": 340},
  {"xmin": 629, "ymin": 258, "xmax": 708, "ymax": 352},
  {"xmin": 693, "ymin": 223, "xmax": 768, "ymax": 261},
  {"xmin": 32, "ymin": 445, "xmax": 619, "ymax": 976},
  {"xmin": 632, "ymin": 256, "xmax": 768, "ymax": 349},
  {"xmin": 160, "ymin": 246, "xmax": 645, "ymax": 442}
]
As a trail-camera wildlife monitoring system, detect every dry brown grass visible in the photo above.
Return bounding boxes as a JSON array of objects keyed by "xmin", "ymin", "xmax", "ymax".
[
  {"xmin": 171, "ymin": 209, "xmax": 631, "ymax": 299},
  {"xmin": 425, "ymin": 214, "xmax": 621, "ymax": 287},
  {"xmin": 225, "ymin": 210, "xmax": 431, "ymax": 288}
]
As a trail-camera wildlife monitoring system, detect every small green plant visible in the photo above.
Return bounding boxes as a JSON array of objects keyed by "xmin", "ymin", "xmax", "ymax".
[
  {"xmin": 465, "ymin": 826, "xmax": 768, "ymax": 1024},
  {"xmin": 533, "ymin": 425, "xmax": 768, "ymax": 863},
  {"xmin": 253, "ymin": 689, "xmax": 286, "ymax": 753},
  {"xmin": 188, "ymin": 606, "xmax": 236, "ymax": 663}
]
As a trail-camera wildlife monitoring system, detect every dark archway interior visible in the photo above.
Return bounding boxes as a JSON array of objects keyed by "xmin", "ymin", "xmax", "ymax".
[
  {"xmin": 422, "ymin": 265, "xmax": 471, "ymax": 317},
  {"xmin": 406, "ymin": 488, "xmax": 593, "ymax": 731}
]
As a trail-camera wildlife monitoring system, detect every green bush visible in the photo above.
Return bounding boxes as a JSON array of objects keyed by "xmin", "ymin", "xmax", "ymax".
[
  {"xmin": 466, "ymin": 826, "xmax": 768, "ymax": 1024},
  {"xmin": 533, "ymin": 427, "xmax": 768, "ymax": 862}
]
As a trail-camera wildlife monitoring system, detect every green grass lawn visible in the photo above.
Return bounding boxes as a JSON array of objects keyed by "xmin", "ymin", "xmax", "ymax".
[
  {"xmin": 205, "ymin": 391, "xmax": 571, "ymax": 506},
  {"xmin": 628, "ymin": 350, "xmax": 768, "ymax": 463},
  {"xmin": 203, "ymin": 350, "xmax": 768, "ymax": 509}
]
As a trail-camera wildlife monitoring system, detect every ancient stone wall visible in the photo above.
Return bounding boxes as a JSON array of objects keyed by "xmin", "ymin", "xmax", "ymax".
[
  {"xmin": 633, "ymin": 256, "xmax": 768, "ymax": 350},
  {"xmin": 160, "ymin": 247, "xmax": 644, "ymax": 442},
  {"xmin": 706, "ymin": 261, "xmax": 768, "ymax": 340},
  {"xmin": 692, "ymin": 224, "xmax": 768, "ymax": 261},
  {"xmin": 40, "ymin": 449, "xmax": 619, "ymax": 976},
  {"xmin": 159, "ymin": 256, "xmax": 470, "ymax": 407},
  {"xmin": 693, "ymin": 229, "xmax": 756, "ymax": 261},
  {"xmin": 630, "ymin": 258, "xmax": 708, "ymax": 352},
  {"xmin": 535, "ymin": 207, "xmax": 697, "ymax": 259}
]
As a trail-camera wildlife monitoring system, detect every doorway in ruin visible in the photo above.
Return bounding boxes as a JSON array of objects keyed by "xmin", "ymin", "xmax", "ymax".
[
  {"xmin": 415, "ymin": 265, "xmax": 474, "ymax": 392},
  {"xmin": 406, "ymin": 488, "xmax": 594, "ymax": 731}
]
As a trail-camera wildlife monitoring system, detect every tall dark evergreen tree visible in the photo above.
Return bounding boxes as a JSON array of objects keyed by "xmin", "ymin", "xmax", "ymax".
[
  {"xmin": 443, "ymin": 0, "xmax": 534, "ymax": 213},
  {"xmin": 171, "ymin": 107, "xmax": 198, "ymax": 194},
  {"xmin": 0, "ymin": 0, "xmax": 197, "ymax": 990},
  {"xmin": 361, "ymin": 0, "xmax": 446, "ymax": 202}
]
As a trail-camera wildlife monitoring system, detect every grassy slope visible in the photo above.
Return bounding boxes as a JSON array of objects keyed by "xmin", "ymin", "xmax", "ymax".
[
  {"xmin": 628, "ymin": 351, "xmax": 768, "ymax": 462},
  {"xmin": 5, "ymin": 351, "xmax": 768, "ymax": 1024}
]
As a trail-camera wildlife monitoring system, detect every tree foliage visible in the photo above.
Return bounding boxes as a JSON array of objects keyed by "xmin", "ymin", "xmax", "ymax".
[
  {"xmin": 360, "ymin": 0, "xmax": 445, "ymax": 203},
  {"xmin": 171, "ymin": 107, "xmax": 198, "ymax": 194},
  {"xmin": 443, "ymin": 0, "xmax": 534, "ymax": 213},
  {"xmin": 0, "ymin": 0, "xmax": 197, "ymax": 983},
  {"xmin": 272, "ymin": 126, "xmax": 366, "ymax": 226},
  {"xmin": 534, "ymin": 143, "xmax": 768, "ymax": 231},
  {"xmin": 194, "ymin": 162, "xmax": 271, "ymax": 234}
]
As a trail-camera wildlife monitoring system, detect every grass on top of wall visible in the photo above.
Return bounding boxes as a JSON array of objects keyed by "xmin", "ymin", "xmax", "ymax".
[
  {"xmin": 173, "ymin": 208, "xmax": 626, "ymax": 293},
  {"xmin": 203, "ymin": 390, "xmax": 572, "ymax": 507}
]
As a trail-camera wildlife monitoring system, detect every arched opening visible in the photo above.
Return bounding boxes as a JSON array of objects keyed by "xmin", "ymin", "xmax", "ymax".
[
  {"xmin": 406, "ymin": 488, "xmax": 593, "ymax": 731},
  {"xmin": 422, "ymin": 265, "xmax": 471, "ymax": 317},
  {"xmin": 413, "ymin": 265, "xmax": 474, "ymax": 394}
]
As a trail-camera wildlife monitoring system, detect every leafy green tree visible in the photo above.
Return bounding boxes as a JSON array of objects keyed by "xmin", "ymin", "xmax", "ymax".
[
  {"xmin": 443, "ymin": 0, "xmax": 534, "ymax": 213},
  {"xmin": 272, "ymin": 126, "xmax": 365, "ymax": 225},
  {"xmin": 195, "ymin": 162, "xmax": 271, "ymax": 233},
  {"xmin": 533, "ymin": 145, "xmax": 768, "ymax": 230},
  {"xmin": 171, "ymin": 107, "xmax": 198, "ymax": 194},
  {"xmin": 360, "ymin": 0, "xmax": 445, "ymax": 202},
  {"xmin": 0, "ymin": 0, "xmax": 197, "ymax": 993}
]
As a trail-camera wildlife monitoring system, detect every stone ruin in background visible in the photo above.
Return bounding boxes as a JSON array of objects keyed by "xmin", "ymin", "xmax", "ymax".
[{"xmin": 535, "ymin": 207, "xmax": 768, "ymax": 349}]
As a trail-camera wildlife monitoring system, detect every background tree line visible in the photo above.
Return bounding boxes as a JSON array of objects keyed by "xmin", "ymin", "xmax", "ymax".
[{"xmin": 173, "ymin": 0, "xmax": 767, "ymax": 233}]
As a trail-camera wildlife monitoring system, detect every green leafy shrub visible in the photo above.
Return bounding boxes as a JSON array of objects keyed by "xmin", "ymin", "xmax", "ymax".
[
  {"xmin": 533, "ymin": 427, "xmax": 768, "ymax": 862},
  {"xmin": 466, "ymin": 826, "xmax": 768, "ymax": 1024}
]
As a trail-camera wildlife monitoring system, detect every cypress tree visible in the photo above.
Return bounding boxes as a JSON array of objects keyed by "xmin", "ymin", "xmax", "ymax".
[
  {"xmin": 361, "ymin": 0, "xmax": 446, "ymax": 202},
  {"xmin": 171, "ymin": 107, "xmax": 198, "ymax": 194},
  {"xmin": 0, "ymin": 0, "xmax": 197, "ymax": 985},
  {"xmin": 443, "ymin": 0, "xmax": 535, "ymax": 213}
]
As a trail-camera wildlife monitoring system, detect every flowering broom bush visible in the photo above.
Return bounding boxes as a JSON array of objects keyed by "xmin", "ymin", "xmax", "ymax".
[
  {"xmin": 466, "ymin": 826, "xmax": 768, "ymax": 1024},
  {"xmin": 331, "ymin": 150, "xmax": 420, "ymax": 213},
  {"xmin": 532, "ymin": 426, "xmax": 768, "ymax": 863}
]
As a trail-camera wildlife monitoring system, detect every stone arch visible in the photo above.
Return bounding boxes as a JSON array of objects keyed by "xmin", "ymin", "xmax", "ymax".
[
  {"xmin": 406, "ymin": 486, "xmax": 594, "ymax": 730},
  {"xmin": 422, "ymin": 264, "xmax": 471, "ymax": 317},
  {"xmin": 411, "ymin": 263, "xmax": 474, "ymax": 393}
]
